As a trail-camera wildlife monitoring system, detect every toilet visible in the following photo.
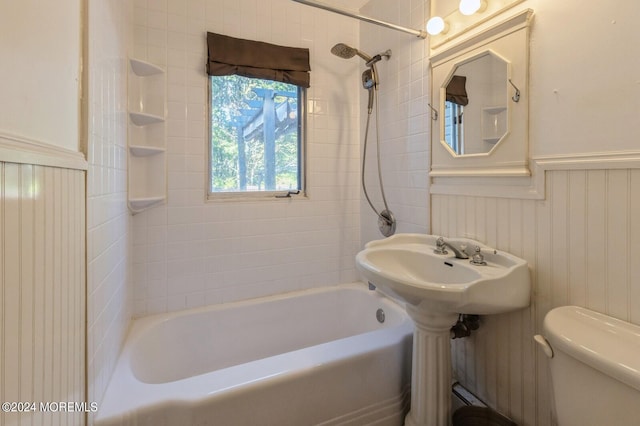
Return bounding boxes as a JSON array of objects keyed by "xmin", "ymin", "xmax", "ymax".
[{"xmin": 535, "ymin": 306, "xmax": 640, "ymax": 426}]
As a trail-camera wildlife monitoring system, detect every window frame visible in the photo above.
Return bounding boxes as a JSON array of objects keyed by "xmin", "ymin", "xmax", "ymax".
[
  {"xmin": 444, "ymin": 100, "xmax": 464, "ymax": 155},
  {"xmin": 206, "ymin": 76, "xmax": 307, "ymax": 201}
]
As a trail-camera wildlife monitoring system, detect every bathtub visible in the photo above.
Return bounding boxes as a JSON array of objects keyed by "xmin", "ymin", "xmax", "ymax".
[{"xmin": 95, "ymin": 282, "xmax": 414, "ymax": 426}]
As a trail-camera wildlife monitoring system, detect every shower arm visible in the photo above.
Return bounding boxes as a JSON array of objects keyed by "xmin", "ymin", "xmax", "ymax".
[{"xmin": 291, "ymin": 0, "xmax": 428, "ymax": 39}]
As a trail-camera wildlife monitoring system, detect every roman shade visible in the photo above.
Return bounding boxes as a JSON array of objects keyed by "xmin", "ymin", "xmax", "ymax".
[
  {"xmin": 207, "ymin": 32, "xmax": 311, "ymax": 88},
  {"xmin": 446, "ymin": 75, "xmax": 468, "ymax": 106}
]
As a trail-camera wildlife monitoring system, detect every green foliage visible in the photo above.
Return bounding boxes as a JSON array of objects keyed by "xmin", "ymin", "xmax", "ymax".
[{"xmin": 210, "ymin": 75, "xmax": 301, "ymax": 192}]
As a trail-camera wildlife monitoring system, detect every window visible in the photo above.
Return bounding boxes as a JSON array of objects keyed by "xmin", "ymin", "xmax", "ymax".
[
  {"xmin": 444, "ymin": 101, "xmax": 464, "ymax": 155},
  {"xmin": 206, "ymin": 32, "xmax": 310, "ymax": 198},
  {"xmin": 209, "ymin": 75, "xmax": 304, "ymax": 195},
  {"xmin": 443, "ymin": 74, "xmax": 468, "ymax": 156}
]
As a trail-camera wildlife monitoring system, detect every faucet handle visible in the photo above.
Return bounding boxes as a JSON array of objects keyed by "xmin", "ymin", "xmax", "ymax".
[
  {"xmin": 471, "ymin": 246, "xmax": 487, "ymax": 266},
  {"xmin": 434, "ymin": 237, "xmax": 448, "ymax": 255}
]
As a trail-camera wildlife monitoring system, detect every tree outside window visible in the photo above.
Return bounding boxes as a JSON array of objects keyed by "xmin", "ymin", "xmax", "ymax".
[{"xmin": 209, "ymin": 75, "xmax": 303, "ymax": 195}]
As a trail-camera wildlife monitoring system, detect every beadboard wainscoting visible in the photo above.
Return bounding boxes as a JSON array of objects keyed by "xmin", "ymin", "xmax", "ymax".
[
  {"xmin": 432, "ymin": 168, "xmax": 640, "ymax": 426},
  {"xmin": 0, "ymin": 161, "xmax": 86, "ymax": 426}
]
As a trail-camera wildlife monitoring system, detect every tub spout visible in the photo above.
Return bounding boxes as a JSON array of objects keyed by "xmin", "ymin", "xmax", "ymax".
[{"xmin": 368, "ymin": 282, "xmax": 376, "ymax": 291}]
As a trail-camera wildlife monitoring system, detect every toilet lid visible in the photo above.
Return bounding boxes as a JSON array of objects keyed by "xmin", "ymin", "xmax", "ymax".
[{"xmin": 543, "ymin": 306, "xmax": 640, "ymax": 392}]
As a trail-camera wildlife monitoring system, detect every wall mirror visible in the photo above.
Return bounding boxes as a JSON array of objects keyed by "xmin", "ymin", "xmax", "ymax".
[
  {"xmin": 442, "ymin": 50, "xmax": 509, "ymax": 156},
  {"xmin": 430, "ymin": 9, "xmax": 532, "ymax": 178}
]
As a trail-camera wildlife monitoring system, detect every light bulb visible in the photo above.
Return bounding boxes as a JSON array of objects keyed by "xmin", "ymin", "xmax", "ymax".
[
  {"xmin": 426, "ymin": 16, "xmax": 447, "ymax": 36},
  {"xmin": 459, "ymin": 0, "xmax": 485, "ymax": 15}
]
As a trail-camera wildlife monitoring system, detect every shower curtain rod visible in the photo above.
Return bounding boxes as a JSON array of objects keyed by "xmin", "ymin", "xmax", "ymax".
[{"xmin": 291, "ymin": 0, "xmax": 428, "ymax": 39}]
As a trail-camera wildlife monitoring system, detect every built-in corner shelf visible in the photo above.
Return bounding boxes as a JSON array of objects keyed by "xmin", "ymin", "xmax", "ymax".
[
  {"xmin": 127, "ymin": 58, "xmax": 167, "ymax": 215},
  {"xmin": 128, "ymin": 196, "xmax": 166, "ymax": 213},
  {"xmin": 129, "ymin": 58, "xmax": 164, "ymax": 76},
  {"xmin": 129, "ymin": 145, "xmax": 166, "ymax": 157},
  {"xmin": 481, "ymin": 105, "xmax": 507, "ymax": 144},
  {"xmin": 129, "ymin": 111, "xmax": 164, "ymax": 126}
]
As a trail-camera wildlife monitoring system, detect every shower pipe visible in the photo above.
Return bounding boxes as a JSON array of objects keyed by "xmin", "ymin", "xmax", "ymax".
[{"xmin": 291, "ymin": 0, "xmax": 428, "ymax": 39}]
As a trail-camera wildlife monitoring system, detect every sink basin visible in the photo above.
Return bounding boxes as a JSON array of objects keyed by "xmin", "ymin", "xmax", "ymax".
[{"xmin": 356, "ymin": 233, "xmax": 530, "ymax": 315}]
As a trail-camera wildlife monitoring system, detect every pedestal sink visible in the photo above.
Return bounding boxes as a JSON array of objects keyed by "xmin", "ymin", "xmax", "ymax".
[{"xmin": 356, "ymin": 234, "xmax": 530, "ymax": 426}]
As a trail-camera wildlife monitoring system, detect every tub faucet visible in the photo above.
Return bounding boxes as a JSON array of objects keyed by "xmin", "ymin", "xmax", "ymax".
[{"xmin": 434, "ymin": 237, "xmax": 469, "ymax": 259}]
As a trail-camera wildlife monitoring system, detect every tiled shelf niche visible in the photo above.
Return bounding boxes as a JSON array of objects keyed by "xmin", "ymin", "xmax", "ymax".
[{"xmin": 127, "ymin": 58, "xmax": 167, "ymax": 214}]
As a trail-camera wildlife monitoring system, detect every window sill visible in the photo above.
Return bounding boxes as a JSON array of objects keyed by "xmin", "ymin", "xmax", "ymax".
[{"xmin": 206, "ymin": 191, "xmax": 307, "ymax": 202}]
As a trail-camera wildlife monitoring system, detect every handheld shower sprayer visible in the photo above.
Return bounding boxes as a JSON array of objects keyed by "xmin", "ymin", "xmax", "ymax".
[{"xmin": 330, "ymin": 43, "xmax": 396, "ymax": 237}]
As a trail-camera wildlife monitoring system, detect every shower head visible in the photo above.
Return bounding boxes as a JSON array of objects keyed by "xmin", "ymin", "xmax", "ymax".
[{"xmin": 331, "ymin": 43, "xmax": 373, "ymax": 62}]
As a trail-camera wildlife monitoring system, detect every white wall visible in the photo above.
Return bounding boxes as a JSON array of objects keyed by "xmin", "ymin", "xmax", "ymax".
[
  {"xmin": 528, "ymin": 0, "xmax": 640, "ymax": 157},
  {"xmin": 359, "ymin": 0, "xmax": 431, "ymax": 245},
  {"xmin": 86, "ymin": 0, "xmax": 133, "ymax": 418},
  {"xmin": 130, "ymin": 0, "xmax": 361, "ymax": 316},
  {"xmin": 0, "ymin": 0, "xmax": 81, "ymax": 152}
]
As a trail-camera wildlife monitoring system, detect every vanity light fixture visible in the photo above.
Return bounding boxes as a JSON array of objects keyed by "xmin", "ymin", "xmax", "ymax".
[
  {"xmin": 459, "ymin": 0, "xmax": 488, "ymax": 16},
  {"xmin": 426, "ymin": 16, "xmax": 449, "ymax": 36},
  {"xmin": 427, "ymin": 0, "xmax": 488, "ymax": 36}
]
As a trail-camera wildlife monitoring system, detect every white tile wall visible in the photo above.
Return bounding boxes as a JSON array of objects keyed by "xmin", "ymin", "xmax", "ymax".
[
  {"xmin": 86, "ymin": 0, "xmax": 133, "ymax": 418},
  {"xmin": 130, "ymin": 0, "xmax": 363, "ymax": 316},
  {"xmin": 0, "ymin": 163, "xmax": 86, "ymax": 426},
  {"xmin": 434, "ymin": 169, "xmax": 640, "ymax": 425},
  {"xmin": 359, "ymin": 0, "xmax": 431, "ymax": 245}
]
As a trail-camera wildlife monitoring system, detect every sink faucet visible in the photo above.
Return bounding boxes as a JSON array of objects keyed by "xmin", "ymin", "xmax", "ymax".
[{"xmin": 434, "ymin": 237, "xmax": 469, "ymax": 259}]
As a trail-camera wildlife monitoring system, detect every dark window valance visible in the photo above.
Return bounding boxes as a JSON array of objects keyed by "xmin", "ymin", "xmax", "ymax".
[
  {"xmin": 207, "ymin": 32, "xmax": 311, "ymax": 88},
  {"xmin": 446, "ymin": 75, "xmax": 468, "ymax": 106}
]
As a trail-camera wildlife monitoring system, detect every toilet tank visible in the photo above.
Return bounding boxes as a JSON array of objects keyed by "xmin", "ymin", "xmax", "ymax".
[{"xmin": 539, "ymin": 306, "xmax": 640, "ymax": 426}]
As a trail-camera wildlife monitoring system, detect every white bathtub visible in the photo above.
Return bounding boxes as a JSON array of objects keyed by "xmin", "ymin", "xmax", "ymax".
[{"xmin": 95, "ymin": 283, "xmax": 413, "ymax": 426}]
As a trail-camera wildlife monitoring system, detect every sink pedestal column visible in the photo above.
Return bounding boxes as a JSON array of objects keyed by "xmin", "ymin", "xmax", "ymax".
[{"xmin": 404, "ymin": 305, "xmax": 458, "ymax": 426}]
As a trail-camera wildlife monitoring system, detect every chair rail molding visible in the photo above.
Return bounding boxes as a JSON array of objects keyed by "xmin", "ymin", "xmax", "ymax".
[
  {"xmin": 0, "ymin": 131, "xmax": 87, "ymax": 171},
  {"xmin": 430, "ymin": 150, "xmax": 640, "ymax": 199}
]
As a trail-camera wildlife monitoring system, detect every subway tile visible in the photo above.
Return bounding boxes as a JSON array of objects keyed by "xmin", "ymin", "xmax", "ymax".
[
  {"xmin": 127, "ymin": 0, "xmax": 365, "ymax": 320},
  {"xmin": 148, "ymin": 0, "xmax": 167, "ymax": 13},
  {"xmin": 167, "ymin": 0, "xmax": 186, "ymax": 15},
  {"xmin": 147, "ymin": 27, "xmax": 167, "ymax": 47},
  {"xmin": 147, "ymin": 10, "xmax": 167, "ymax": 30},
  {"xmin": 167, "ymin": 13, "xmax": 187, "ymax": 32},
  {"xmin": 147, "ymin": 297, "xmax": 168, "ymax": 315}
]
